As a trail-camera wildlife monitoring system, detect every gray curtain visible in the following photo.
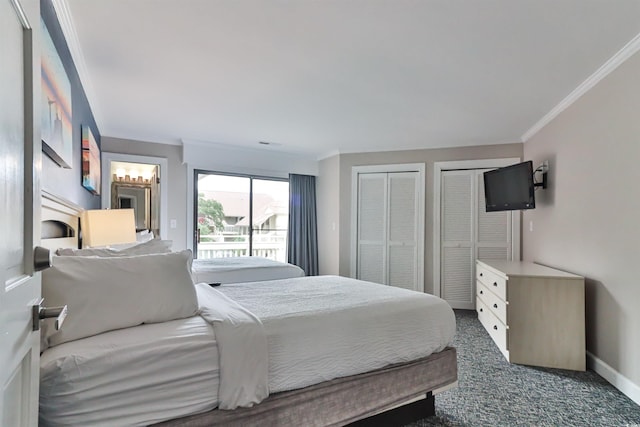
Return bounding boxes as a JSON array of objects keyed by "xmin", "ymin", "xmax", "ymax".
[{"xmin": 287, "ymin": 174, "xmax": 318, "ymax": 276}]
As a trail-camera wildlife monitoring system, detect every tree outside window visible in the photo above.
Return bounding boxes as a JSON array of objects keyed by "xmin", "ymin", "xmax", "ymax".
[{"xmin": 197, "ymin": 192, "xmax": 225, "ymax": 241}]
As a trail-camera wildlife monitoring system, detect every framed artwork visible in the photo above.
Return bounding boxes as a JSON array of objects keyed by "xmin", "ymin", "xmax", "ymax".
[
  {"xmin": 81, "ymin": 126, "xmax": 100, "ymax": 195},
  {"xmin": 41, "ymin": 18, "xmax": 72, "ymax": 168}
]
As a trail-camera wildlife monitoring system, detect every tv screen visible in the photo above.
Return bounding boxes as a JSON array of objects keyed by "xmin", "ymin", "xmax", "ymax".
[{"xmin": 483, "ymin": 161, "xmax": 535, "ymax": 212}]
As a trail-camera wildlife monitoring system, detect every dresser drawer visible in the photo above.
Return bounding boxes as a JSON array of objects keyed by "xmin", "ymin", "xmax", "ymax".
[
  {"xmin": 476, "ymin": 294, "xmax": 490, "ymax": 317},
  {"xmin": 477, "ymin": 281, "xmax": 507, "ymax": 324},
  {"xmin": 477, "ymin": 296, "xmax": 508, "ymax": 354},
  {"xmin": 476, "ymin": 262, "xmax": 507, "ymax": 300}
]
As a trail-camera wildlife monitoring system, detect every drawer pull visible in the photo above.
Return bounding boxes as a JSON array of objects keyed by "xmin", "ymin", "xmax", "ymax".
[
  {"xmin": 493, "ymin": 282, "xmax": 498, "ymax": 287},
  {"xmin": 479, "ymin": 273, "xmax": 483, "ymax": 277},
  {"xmin": 480, "ymin": 290, "xmax": 483, "ymax": 295},
  {"xmin": 493, "ymin": 325, "xmax": 498, "ymax": 330},
  {"xmin": 493, "ymin": 303, "xmax": 498, "ymax": 309},
  {"xmin": 479, "ymin": 308, "xmax": 483, "ymax": 312}
]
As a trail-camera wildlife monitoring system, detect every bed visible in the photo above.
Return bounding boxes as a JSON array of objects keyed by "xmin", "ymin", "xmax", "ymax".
[
  {"xmin": 51, "ymin": 226, "xmax": 304, "ymax": 284},
  {"xmin": 191, "ymin": 256, "xmax": 305, "ymax": 284},
  {"xmin": 39, "ymin": 191, "xmax": 458, "ymax": 427}
]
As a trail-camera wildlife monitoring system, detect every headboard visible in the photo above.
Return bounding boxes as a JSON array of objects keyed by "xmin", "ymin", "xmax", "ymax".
[{"xmin": 41, "ymin": 190, "xmax": 83, "ymax": 251}]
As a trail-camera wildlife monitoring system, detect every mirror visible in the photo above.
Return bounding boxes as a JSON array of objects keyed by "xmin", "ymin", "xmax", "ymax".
[
  {"xmin": 113, "ymin": 185, "xmax": 150, "ymax": 230},
  {"xmin": 109, "ymin": 161, "xmax": 160, "ymax": 236}
]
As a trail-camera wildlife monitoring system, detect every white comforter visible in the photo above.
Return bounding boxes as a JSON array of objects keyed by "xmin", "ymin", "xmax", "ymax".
[{"xmin": 196, "ymin": 275, "xmax": 456, "ymax": 410}]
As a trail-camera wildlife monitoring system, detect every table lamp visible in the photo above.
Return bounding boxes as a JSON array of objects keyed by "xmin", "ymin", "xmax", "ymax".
[{"xmin": 81, "ymin": 209, "xmax": 136, "ymax": 248}]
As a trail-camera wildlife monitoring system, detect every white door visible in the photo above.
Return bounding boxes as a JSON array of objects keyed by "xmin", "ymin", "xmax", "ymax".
[
  {"xmin": 356, "ymin": 173, "xmax": 387, "ymax": 284},
  {"xmin": 440, "ymin": 170, "xmax": 475, "ymax": 309},
  {"xmin": 440, "ymin": 169, "xmax": 516, "ymax": 309},
  {"xmin": 1, "ymin": 0, "xmax": 42, "ymax": 425},
  {"xmin": 355, "ymin": 171, "xmax": 422, "ymax": 291},
  {"xmin": 387, "ymin": 172, "xmax": 419, "ymax": 291},
  {"xmin": 476, "ymin": 172, "xmax": 512, "ymax": 262}
]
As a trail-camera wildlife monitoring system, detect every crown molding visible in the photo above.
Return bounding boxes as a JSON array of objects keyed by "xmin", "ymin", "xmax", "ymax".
[
  {"xmin": 522, "ymin": 32, "xmax": 640, "ymax": 142},
  {"xmin": 316, "ymin": 149, "xmax": 341, "ymax": 161},
  {"xmin": 51, "ymin": 0, "xmax": 102, "ymax": 130}
]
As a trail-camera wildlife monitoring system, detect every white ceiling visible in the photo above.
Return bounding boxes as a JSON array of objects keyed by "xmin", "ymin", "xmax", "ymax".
[{"xmin": 64, "ymin": 0, "xmax": 640, "ymax": 158}]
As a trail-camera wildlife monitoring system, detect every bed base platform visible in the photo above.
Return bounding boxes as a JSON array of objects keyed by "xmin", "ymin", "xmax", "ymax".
[
  {"xmin": 346, "ymin": 393, "xmax": 433, "ymax": 427},
  {"xmin": 153, "ymin": 346, "xmax": 456, "ymax": 427}
]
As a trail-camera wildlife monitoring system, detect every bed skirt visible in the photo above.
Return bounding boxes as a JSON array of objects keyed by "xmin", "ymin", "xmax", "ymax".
[{"xmin": 152, "ymin": 346, "xmax": 457, "ymax": 427}]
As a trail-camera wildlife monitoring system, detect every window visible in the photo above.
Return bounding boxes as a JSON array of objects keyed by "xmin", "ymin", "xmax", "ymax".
[{"xmin": 194, "ymin": 171, "xmax": 289, "ymax": 261}]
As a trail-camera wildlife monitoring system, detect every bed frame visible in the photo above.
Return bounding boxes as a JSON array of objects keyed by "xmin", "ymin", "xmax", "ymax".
[
  {"xmin": 40, "ymin": 191, "xmax": 458, "ymax": 427},
  {"xmin": 41, "ymin": 190, "xmax": 82, "ymax": 250},
  {"xmin": 154, "ymin": 348, "xmax": 457, "ymax": 427}
]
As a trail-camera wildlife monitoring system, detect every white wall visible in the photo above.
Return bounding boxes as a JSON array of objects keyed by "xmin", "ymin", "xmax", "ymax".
[
  {"xmin": 523, "ymin": 51, "xmax": 640, "ymax": 401},
  {"xmin": 317, "ymin": 155, "xmax": 340, "ymax": 275}
]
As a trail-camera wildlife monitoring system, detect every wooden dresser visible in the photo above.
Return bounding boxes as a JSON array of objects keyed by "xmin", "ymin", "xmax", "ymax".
[{"xmin": 475, "ymin": 259, "xmax": 585, "ymax": 371}]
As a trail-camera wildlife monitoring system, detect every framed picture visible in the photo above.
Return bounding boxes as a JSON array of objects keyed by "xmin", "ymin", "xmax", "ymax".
[
  {"xmin": 81, "ymin": 126, "xmax": 100, "ymax": 195},
  {"xmin": 41, "ymin": 18, "xmax": 72, "ymax": 168}
]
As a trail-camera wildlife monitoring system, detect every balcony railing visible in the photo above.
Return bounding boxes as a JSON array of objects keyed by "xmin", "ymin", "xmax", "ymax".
[{"xmin": 197, "ymin": 234, "xmax": 287, "ymax": 262}]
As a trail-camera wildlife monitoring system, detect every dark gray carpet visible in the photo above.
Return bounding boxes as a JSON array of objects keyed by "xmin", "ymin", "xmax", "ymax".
[{"xmin": 407, "ymin": 310, "xmax": 640, "ymax": 427}]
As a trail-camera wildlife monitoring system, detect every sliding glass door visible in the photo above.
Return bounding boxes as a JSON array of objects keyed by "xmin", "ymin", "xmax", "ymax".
[
  {"xmin": 251, "ymin": 179, "xmax": 289, "ymax": 259},
  {"xmin": 194, "ymin": 171, "xmax": 289, "ymax": 261}
]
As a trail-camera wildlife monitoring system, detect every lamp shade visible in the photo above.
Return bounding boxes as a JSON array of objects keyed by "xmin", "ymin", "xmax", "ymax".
[{"xmin": 81, "ymin": 209, "xmax": 136, "ymax": 248}]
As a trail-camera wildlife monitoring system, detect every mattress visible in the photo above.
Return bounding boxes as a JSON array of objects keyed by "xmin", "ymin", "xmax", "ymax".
[
  {"xmin": 39, "ymin": 316, "xmax": 219, "ymax": 427},
  {"xmin": 200, "ymin": 275, "xmax": 456, "ymax": 401},
  {"xmin": 191, "ymin": 256, "xmax": 305, "ymax": 284}
]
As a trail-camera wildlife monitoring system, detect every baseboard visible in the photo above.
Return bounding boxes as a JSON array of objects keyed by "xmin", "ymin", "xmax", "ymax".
[{"xmin": 587, "ymin": 351, "xmax": 640, "ymax": 406}]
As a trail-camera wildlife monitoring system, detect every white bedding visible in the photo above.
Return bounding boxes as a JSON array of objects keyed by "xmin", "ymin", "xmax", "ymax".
[
  {"xmin": 196, "ymin": 285, "xmax": 268, "ymax": 409},
  {"xmin": 39, "ymin": 316, "xmax": 219, "ymax": 427},
  {"xmin": 191, "ymin": 256, "xmax": 304, "ymax": 284},
  {"xmin": 197, "ymin": 275, "xmax": 456, "ymax": 407}
]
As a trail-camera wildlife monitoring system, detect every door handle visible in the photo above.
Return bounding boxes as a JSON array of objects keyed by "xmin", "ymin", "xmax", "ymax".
[
  {"xmin": 32, "ymin": 298, "xmax": 68, "ymax": 331},
  {"xmin": 34, "ymin": 246, "xmax": 52, "ymax": 271}
]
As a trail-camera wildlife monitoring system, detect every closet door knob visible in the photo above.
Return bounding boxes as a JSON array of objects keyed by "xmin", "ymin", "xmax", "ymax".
[
  {"xmin": 493, "ymin": 325, "xmax": 498, "ymax": 330},
  {"xmin": 493, "ymin": 282, "xmax": 498, "ymax": 287},
  {"xmin": 493, "ymin": 303, "xmax": 498, "ymax": 309}
]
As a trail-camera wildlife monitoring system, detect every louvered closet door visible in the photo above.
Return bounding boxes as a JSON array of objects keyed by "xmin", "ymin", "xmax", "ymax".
[
  {"xmin": 387, "ymin": 172, "xmax": 418, "ymax": 291},
  {"xmin": 356, "ymin": 173, "xmax": 387, "ymax": 284},
  {"xmin": 476, "ymin": 172, "xmax": 512, "ymax": 262},
  {"xmin": 441, "ymin": 171, "xmax": 475, "ymax": 309},
  {"xmin": 440, "ymin": 169, "xmax": 513, "ymax": 309}
]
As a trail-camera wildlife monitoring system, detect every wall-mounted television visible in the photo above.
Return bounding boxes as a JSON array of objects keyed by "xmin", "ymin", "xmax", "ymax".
[{"xmin": 483, "ymin": 161, "xmax": 535, "ymax": 212}]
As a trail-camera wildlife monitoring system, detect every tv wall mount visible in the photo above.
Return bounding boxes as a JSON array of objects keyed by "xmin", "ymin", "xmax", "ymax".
[{"xmin": 533, "ymin": 161, "xmax": 548, "ymax": 190}]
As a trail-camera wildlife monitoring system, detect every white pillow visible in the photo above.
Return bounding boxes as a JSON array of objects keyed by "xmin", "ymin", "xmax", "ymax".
[
  {"xmin": 56, "ymin": 238, "xmax": 172, "ymax": 257},
  {"xmin": 42, "ymin": 250, "xmax": 197, "ymax": 348},
  {"xmin": 136, "ymin": 230, "xmax": 154, "ymax": 242},
  {"xmin": 120, "ymin": 238, "xmax": 172, "ymax": 255},
  {"xmin": 105, "ymin": 231, "xmax": 155, "ymax": 250}
]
